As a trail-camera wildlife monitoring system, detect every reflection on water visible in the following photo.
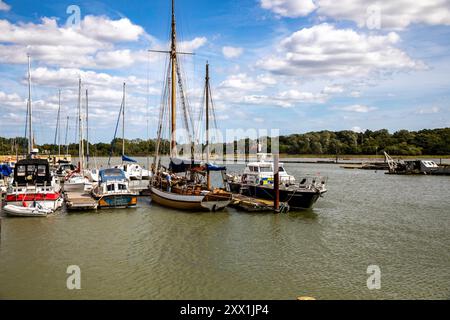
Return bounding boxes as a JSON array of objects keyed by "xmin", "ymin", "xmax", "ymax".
[{"xmin": 0, "ymin": 158, "xmax": 449, "ymax": 299}]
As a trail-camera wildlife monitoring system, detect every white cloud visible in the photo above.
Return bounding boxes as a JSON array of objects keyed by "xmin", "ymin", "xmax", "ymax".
[
  {"xmin": 416, "ymin": 106, "xmax": 440, "ymax": 114},
  {"xmin": 28, "ymin": 67, "xmax": 150, "ymax": 91},
  {"xmin": 80, "ymin": 15, "xmax": 144, "ymax": 42},
  {"xmin": 222, "ymin": 46, "xmax": 244, "ymax": 59},
  {"xmin": 322, "ymin": 84, "xmax": 344, "ymax": 94},
  {"xmin": 0, "ymin": 0, "xmax": 10, "ymax": 11},
  {"xmin": 0, "ymin": 16, "xmax": 147, "ymax": 69},
  {"xmin": 0, "ymin": 91, "xmax": 25, "ymax": 110},
  {"xmin": 350, "ymin": 91, "xmax": 362, "ymax": 98},
  {"xmin": 260, "ymin": 0, "xmax": 450, "ymax": 29},
  {"xmin": 219, "ymin": 73, "xmax": 266, "ymax": 91},
  {"xmin": 258, "ymin": 23, "xmax": 425, "ymax": 78},
  {"xmin": 332, "ymin": 104, "xmax": 377, "ymax": 113},
  {"xmin": 316, "ymin": 0, "xmax": 450, "ymax": 30},
  {"xmin": 260, "ymin": 0, "xmax": 317, "ymax": 18},
  {"xmin": 351, "ymin": 126, "xmax": 363, "ymax": 133},
  {"xmin": 178, "ymin": 37, "xmax": 207, "ymax": 52}
]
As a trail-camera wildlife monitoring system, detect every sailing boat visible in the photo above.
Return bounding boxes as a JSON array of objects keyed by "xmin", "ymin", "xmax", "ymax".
[
  {"xmin": 111, "ymin": 83, "xmax": 151, "ymax": 193},
  {"xmin": 3, "ymin": 54, "xmax": 63, "ymax": 214},
  {"xmin": 149, "ymin": 1, "xmax": 231, "ymax": 211},
  {"xmin": 64, "ymin": 79, "xmax": 93, "ymax": 192}
]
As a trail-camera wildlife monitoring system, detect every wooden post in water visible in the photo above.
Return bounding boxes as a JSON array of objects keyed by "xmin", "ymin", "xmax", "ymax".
[{"xmin": 274, "ymin": 154, "xmax": 280, "ymax": 213}]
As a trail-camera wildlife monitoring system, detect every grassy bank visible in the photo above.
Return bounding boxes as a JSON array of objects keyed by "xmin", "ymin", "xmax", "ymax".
[{"xmin": 279, "ymin": 154, "xmax": 450, "ymax": 159}]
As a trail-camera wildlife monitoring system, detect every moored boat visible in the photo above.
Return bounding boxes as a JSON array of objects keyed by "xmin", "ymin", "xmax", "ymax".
[
  {"xmin": 4, "ymin": 158, "xmax": 63, "ymax": 211},
  {"xmin": 91, "ymin": 168, "xmax": 137, "ymax": 209},
  {"xmin": 226, "ymin": 153, "xmax": 327, "ymax": 210},
  {"xmin": 3, "ymin": 203, "xmax": 53, "ymax": 217},
  {"xmin": 149, "ymin": 4, "xmax": 232, "ymax": 212}
]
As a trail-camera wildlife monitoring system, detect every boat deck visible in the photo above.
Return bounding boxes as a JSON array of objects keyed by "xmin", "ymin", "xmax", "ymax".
[
  {"xmin": 64, "ymin": 192, "xmax": 98, "ymax": 210},
  {"xmin": 230, "ymin": 194, "xmax": 289, "ymax": 213}
]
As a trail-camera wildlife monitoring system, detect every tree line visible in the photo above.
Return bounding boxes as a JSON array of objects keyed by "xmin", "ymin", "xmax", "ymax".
[{"xmin": 1, "ymin": 128, "xmax": 449, "ymax": 157}]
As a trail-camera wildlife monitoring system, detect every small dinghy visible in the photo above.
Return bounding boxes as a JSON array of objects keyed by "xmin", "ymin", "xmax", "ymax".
[{"xmin": 3, "ymin": 203, "xmax": 53, "ymax": 217}]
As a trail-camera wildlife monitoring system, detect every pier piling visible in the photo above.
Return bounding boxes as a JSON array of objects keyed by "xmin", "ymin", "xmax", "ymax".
[{"xmin": 274, "ymin": 154, "xmax": 280, "ymax": 213}]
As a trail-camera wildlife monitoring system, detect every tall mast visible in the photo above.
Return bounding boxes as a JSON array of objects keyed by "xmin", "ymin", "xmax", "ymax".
[
  {"xmin": 86, "ymin": 88, "xmax": 89, "ymax": 169},
  {"xmin": 170, "ymin": 0, "xmax": 177, "ymax": 157},
  {"xmin": 65, "ymin": 116, "xmax": 69, "ymax": 156},
  {"xmin": 122, "ymin": 82, "xmax": 126, "ymax": 161},
  {"xmin": 55, "ymin": 89, "xmax": 61, "ymax": 157},
  {"xmin": 205, "ymin": 62, "xmax": 210, "ymax": 190},
  {"xmin": 27, "ymin": 54, "xmax": 33, "ymax": 155},
  {"xmin": 78, "ymin": 78, "xmax": 84, "ymax": 172}
]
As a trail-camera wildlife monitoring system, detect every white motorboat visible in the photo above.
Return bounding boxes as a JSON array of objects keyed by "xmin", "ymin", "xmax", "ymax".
[
  {"xmin": 64, "ymin": 173, "xmax": 93, "ymax": 192},
  {"xmin": 5, "ymin": 158, "xmax": 63, "ymax": 211},
  {"xmin": 3, "ymin": 203, "xmax": 53, "ymax": 217}
]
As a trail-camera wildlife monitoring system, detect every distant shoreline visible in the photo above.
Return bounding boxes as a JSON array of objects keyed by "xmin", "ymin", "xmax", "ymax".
[{"xmin": 2, "ymin": 154, "xmax": 449, "ymax": 162}]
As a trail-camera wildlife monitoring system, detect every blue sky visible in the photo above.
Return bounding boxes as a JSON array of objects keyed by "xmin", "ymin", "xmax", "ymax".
[{"xmin": 0, "ymin": 0, "xmax": 449, "ymax": 144}]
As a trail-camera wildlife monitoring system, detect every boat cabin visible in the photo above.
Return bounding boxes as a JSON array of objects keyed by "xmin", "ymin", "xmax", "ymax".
[
  {"xmin": 13, "ymin": 159, "xmax": 52, "ymax": 186},
  {"xmin": 98, "ymin": 168, "xmax": 131, "ymax": 194},
  {"xmin": 242, "ymin": 154, "xmax": 295, "ymax": 186}
]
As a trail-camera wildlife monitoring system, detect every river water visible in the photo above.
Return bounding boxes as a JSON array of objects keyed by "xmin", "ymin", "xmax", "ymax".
[{"xmin": 0, "ymin": 158, "xmax": 449, "ymax": 299}]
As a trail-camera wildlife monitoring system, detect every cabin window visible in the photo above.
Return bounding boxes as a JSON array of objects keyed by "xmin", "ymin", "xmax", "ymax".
[
  {"xmin": 27, "ymin": 165, "xmax": 36, "ymax": 174},
  {"xmin": 37, "ymin": 165, "xmax": 46, "ymax": 176},
  {"xmin": 278, "ymin": 166, "xmax": 285, "ymax": 172},
  {"xmin": 260, "ymin": 166, "xmax": 272, "ymax": 172},
  {"xmin": 118, "ymin": 184, "xmax": 127, "ymax": 191},
  {"xmin": 17, "ymin": 165, "xmax": 26, "ymax": 176},
  {"xmin": 107, "ymin": 184, "xmax": 115, "ymax": 192}
]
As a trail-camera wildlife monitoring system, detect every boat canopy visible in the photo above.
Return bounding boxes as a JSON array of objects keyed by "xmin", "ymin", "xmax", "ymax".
[
  {"xmin": 0, "ymin": 164, "xmax": 13, "ymax": 177},
  {"xmin": 13, "ymin": 159, "xmax": 51, "ymax": 185},
  {"xmin": 169, "ymin": 158, "xmax": 203, "ymax": 173},
  {"xmin": 122, "ymin": 155, "xmax": 137, "ymax": 163},
  {"xmin": 207, "ymin": 163, "xmax": 226, "ymax": 171},
  {"xmin": 99, "ymin": 168, "xmax": 127, "ymax": 182}
]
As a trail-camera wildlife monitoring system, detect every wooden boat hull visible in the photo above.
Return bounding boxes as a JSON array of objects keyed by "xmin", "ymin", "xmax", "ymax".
[{"xmin": 150, "ymin": 187, "xmax": 230, "ymax": 211}]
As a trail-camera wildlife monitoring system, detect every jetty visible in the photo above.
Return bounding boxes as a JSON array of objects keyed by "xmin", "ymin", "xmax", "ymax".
[
  {"xmin": 230, "ymin": 194, "xmax": 289, "ymax": 213},
  {"xmin": 64, "ymin": 191, "xmax": 98, "ymax": 210}
]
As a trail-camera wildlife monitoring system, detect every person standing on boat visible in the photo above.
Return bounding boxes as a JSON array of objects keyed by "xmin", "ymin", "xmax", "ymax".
[{"xmin": 165, "ymin": 173, "xmax": 172, "ymax": 192}]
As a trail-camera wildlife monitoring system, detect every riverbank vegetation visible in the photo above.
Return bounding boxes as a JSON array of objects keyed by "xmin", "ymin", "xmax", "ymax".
[{"xmin": 1, "ymin": 128, "xmax": 449, "ymax": 157}]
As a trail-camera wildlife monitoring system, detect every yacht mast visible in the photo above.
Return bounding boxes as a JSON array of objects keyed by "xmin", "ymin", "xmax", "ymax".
[
  {"xmin": 54, "ymin": 89, "xmax": 62, "ymax": 157},
  {"xmin": 78, "ymin": 78, "xmax": 84, "ymax": 172},
  {"xmin": 170, "ymin": 0, "xmax": 177, "ymax": 157},
  {"xmin": 205, "ymin": 62, "xmax": 210, "ymax": 190},
  {"xmin": 27, "ymin": 54, "xmax": 33, "ymax": 155},
  {"xmin": 65, "ymin": 116, "xmax": 69, "ymax": 156},
  {"xmin": 86, "ymin": 88, "xmax": 90, "ymax": 169},
  {"xmin": 122, "ymin": 82, "xmax": 126, "ymax": 162}
]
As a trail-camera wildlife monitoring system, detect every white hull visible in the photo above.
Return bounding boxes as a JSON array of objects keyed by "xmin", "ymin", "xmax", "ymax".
[
  {"xmin": 6, "ymin": 199, "xmax": 63, "ymax": 211},
  {"xmin": 3, "ymin": 204, "xmax": 53, "ymax": 217}
]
